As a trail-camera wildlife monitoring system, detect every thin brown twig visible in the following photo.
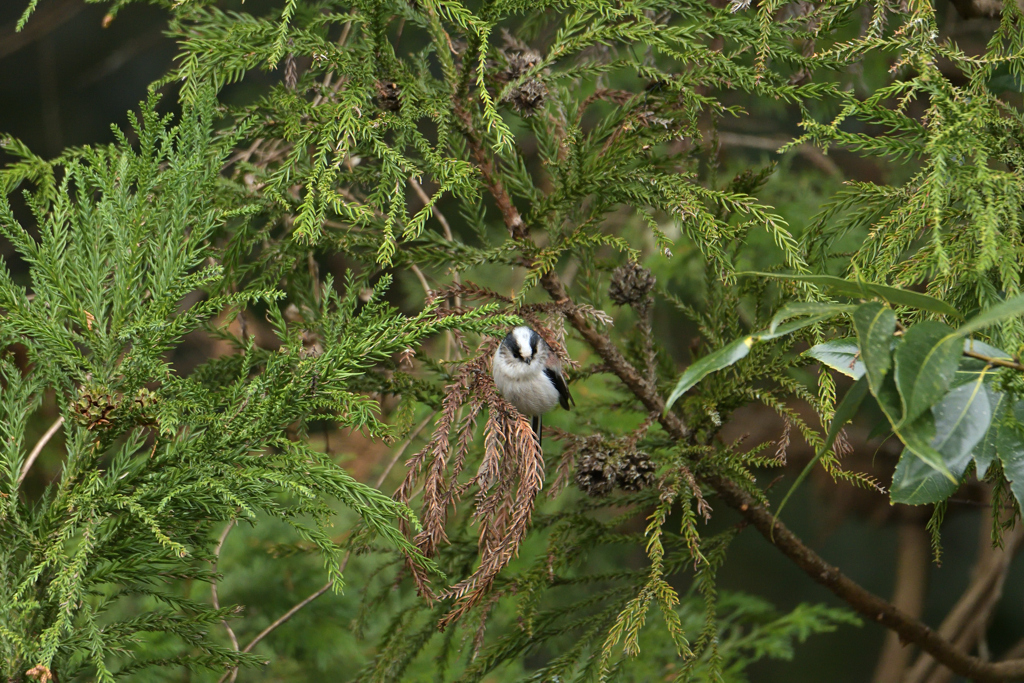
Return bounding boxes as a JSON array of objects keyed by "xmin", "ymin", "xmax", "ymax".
[
  {"xmin": 716, "ymin": 131, "xmax": 842, "ymax": 177},
  {"xmin": 211, "ymin": 519, "xmax": 240, "ymax": 680},
  {"xmin": 18, "ymin": 416, "xmax": 64, "ymax": 485},
  {"xmin": 409, "ymin": 264, "xmax": 432, "ymax": 298},
  {"xmin": 408, "ymin": 177, "xmax": 454, "ymax": 241},
  {"xmin": 963, "ymin": 349, "xmax": 1024, "ymax": 372},
  {"xmin": 217, "ymin": 411, "xmax": 438, "ymax": 682}
]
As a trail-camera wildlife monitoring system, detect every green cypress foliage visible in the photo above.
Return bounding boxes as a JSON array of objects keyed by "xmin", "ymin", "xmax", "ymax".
[{"xmin": 5, "ymin": 0, "xmax": 1024, "ymax": 680}]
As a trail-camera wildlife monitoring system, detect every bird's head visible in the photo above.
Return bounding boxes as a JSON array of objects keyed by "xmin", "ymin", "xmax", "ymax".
[{"xmin": 502, "ymin": 326, "xmax": 541, "ymax": 365}]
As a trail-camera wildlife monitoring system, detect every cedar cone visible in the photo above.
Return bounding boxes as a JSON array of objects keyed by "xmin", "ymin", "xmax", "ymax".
[
  {"xmin": 615, "ymin": 449, "xmax": 656, "ymax": 492},
  {"xmin": 573, "ymin": 439, "xmax": 617, "ymax": 497},
  {"xmin": 609, "ymin": 261, "xmax": 656, "ymax": 306},
  {"xmin": 72, "ymin": 386, "xmax": 119, "ymax": 430},
  {"xmin": 502, "ymin": 50, "xmax": 546, "ymax": 116}
]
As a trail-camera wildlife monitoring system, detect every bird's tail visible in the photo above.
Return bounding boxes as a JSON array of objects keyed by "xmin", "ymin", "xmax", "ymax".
[{"xmin": 531, "ymin": 415, "xmax": 542, "ymax": 446}]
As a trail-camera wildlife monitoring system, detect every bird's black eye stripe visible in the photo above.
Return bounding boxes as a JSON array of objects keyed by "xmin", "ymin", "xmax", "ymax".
[
  {"xmin": 530, "ymin": 334, "xmax": 539, "ymax": 357},
  {"xmin": 505, "ymin": 334, "xmax": 522, "ymax": 360}
]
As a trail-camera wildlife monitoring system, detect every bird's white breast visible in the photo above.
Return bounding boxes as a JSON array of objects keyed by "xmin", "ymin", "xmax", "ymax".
[{"xmin": 492, "ymin": 347, "xmax": 561, "ymax": 416}]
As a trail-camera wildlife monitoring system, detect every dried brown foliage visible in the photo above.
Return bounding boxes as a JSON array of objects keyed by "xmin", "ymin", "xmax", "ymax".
[{"xmin": 394, "ymin": 331, "xmax": 546, "ymax": 628}]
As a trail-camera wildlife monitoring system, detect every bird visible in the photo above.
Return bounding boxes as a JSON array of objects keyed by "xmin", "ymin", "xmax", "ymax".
[{"xmin": 492, "ymin": 325, "xmax": 573, "ymax": 443}]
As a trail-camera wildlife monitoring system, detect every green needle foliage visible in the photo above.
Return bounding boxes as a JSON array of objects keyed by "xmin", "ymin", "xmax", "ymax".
[
  {"xmin": 0, "ymin": 91, "xmax": 511, "ymax": 680},
  {"xmin": 6, "ymin": 0, "xmax": 1024, "ymax": 680}
]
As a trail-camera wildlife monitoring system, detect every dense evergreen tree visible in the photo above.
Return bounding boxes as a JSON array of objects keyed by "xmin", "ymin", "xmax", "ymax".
[{"xmin": 4, "ymin": 0, "xmax": 1024, "ymax": 680}]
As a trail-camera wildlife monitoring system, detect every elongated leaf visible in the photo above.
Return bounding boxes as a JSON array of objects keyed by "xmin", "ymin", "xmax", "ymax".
[
  {"xmin": 999, "ymin": 401, "xmax": 1024, "ymax": 509},
  {"xmin": 963, "ymin": 338, "xmax": 1012, "ymax": 360},
  {"xmin": 957, "ymin": 293, "xmax": 1024, "ymax": 337},
  {"xmin": 871, "ymin": 374, "xmax": 952, "ymax": 482},
  {"xmin": 773, "ymin": 376, "xmax": 868, "ymax": 523},
  {"xmin": 892, "ymin": 321, "xmax": 961, "ymax": 428},
  {"xmin": 741, "ymin": 272, "xmax": 962, "ymax": 318},
  {"xmin": 890, "ymin": 440, "xmax": 959, "ymax": 505},
  {"xmin": 891, "ymin": 377, "xmax": 991, "ymax": 503},
  {"xmin": 973, "ymin": 387, "xmax": 1011, "ymax": 478},
  {"xmin": 932, "ymin": 374, "xmax": 993, "ymax": 460},
  {"xmin": 759, "ymin": 313, "xmax": 839, "ymax": 341},
  {"xmin": 895, "ymin": 417, "xmax": 954, "ymax": 483},
  {"xmin": 805, "ymin": 339, "xmax": 865, "ymax": 379},
  {"xmin": 873, "ymin": 373, "xmax": 904, "ymax": 425},
  {"xmin": 665, "ymin": 336, "xmax": 753, "ymax": 409},
  {"xmin": 853, "ymin": 303, "xmax": 896, "ymax": 397},
  {"xmin": 768, "ymin": 302, "xmax": 855, "ymax": 334}
]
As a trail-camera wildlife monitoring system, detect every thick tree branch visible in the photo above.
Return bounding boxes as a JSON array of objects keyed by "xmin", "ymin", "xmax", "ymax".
[{"xmin": 453, "ymin": 104, "xmax": 527, "ymax": 240}]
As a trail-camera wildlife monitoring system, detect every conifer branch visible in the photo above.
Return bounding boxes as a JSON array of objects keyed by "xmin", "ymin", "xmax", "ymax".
[
  {"xmin": 449, "ymin": 78, "xmax": 1024, "ymax": 676},
  {"xmin": 538, "ymin": 267, "xmax": 1024, "ymax": 682},
  {"xmin": 453, "ymin": 102, "xmax": 527, "ymax": 241}
]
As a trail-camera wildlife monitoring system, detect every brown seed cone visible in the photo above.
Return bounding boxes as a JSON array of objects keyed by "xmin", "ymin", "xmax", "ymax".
[
  {"xmin": 608, "ymin": 261, "xmax": 656, "ymax": 306},
  {"xmin": 573, "ymin": 438, "xmax": 617, "ymax": 497},
  {"xmin": 615, "ymin": 448, "xmax": 656, "ymax": 492}
]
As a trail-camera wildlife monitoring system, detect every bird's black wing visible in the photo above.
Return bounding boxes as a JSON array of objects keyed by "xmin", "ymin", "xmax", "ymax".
[{"xmin": 544, "ymin": 367, "xmax": 574, "ymax": 411}]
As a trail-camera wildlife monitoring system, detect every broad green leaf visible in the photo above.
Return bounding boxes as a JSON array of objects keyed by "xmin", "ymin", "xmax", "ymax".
[
  {"xmin": 957, "ymin": 293, "xmax": 1024, "ymax": 337},
  {"xmin": 853, "ymin": 302, "xmax": 896, "ymax": 397},
  {"xmin": 890, "ymin": 377, "xmax": 991, "ymax": 504},
  {"xmin": 890, "ymin": 447, "xmax": 958, "ymax": 505},
  {"xmin": 999, "ymin": 401, "xmax": 1024, "ymax": 509},
  {"xmin": 805, "ymin": 338, "xmax": 865, "ymax": 379},
  {"xmin": 741, "ymin": 272, "xmax": 962, "ymax": 319},
  {"xmin": 963, "ymin": 338, "xmax": 1012, "ymax": 360},
  {"xmin": 895, "ymin": 417, "xmax": 953, "ymax": 483},
  {"xmin": 869, "ymin": 374, "xmax": 951, "ymax": 482},
  {"xmin": 931, "ymin": 375, "xmax": 992, "ymax": 461},
  {"xmin": 768, "ymin": 302, "xmax": 856, "ymax": 334},
  {"xmin": 665, "ymin": 336, "xmax": 753, "ymax": 409},
  {"xmin": 665, "ymin": 313, "xmax": 839, "ymax": 408},
  {"xmin": 893, "ymin": 321, "xmax": 961, "ymax": 428},
  {"xmin": 973, "ymin": 386, "xmax": 1010, "ymax": 478},
  {"xmin": 773, "ymin": 376, "xmax": 868, "ymax": 523},
  {"xmin": 873, "ymin": 372, "xmax": 904, "ymax": 424},
  {"xmin": 890, "ymin": 442, "xmax": 958, "ymax": 505},
  {"xmin": 758, "ymin": 313, "xmax": 839, "ymax": 341}
]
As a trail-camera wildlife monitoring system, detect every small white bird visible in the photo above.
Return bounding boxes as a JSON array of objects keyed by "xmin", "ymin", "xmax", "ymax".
[{"xmin": 492, "ymin": 326, "xmax": 573, "ymax": 442}]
